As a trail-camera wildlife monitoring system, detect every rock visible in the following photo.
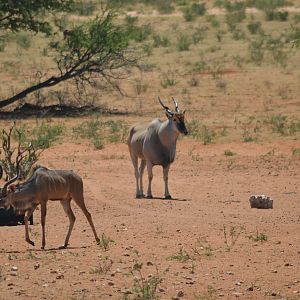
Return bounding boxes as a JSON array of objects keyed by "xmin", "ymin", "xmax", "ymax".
[
  {"xmin": 246, "ymin": 286, "xmax": 254, "ymax": 291},
  {"xmin": 56, "ymin": 274, "xmax": 64, "ymax": 279},
  {"xmin": 11, "ymin": 266, "xmax": 18, "ymax": 271},
  {"xmin": 34, "ymin": 263, "xmax": 40, "ymax": 270},
  {"xmin": 232, "ymin": 292, "xmax": 243, "ymax": 297},
  {"xmin": 177, "ymin": 290, "xmax": 184, "ymax": 297},
  {"xmin": 249, "ymin": 195, "xmax": 273, "ymax": 209},
  {"xmin": 10, "ymin": 271, "xmax": 17, "ymax": 276},
  {"xmin": 108, "ymin": 281, "xmax": 114, "ymax": 286}
]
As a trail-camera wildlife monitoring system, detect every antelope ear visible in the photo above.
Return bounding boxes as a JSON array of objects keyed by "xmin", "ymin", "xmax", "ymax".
[{"xmin": 8, "ymin": 184, "xmax": 16, "ymax": 193}]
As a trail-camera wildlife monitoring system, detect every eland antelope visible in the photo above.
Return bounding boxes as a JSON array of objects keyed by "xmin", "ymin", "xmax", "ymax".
[
  {"xmin": 128, "ymin": 97, "xmax": 188, "ymax": 199},
  {"xmin": 0, "ymin": 159, "xmax": 99, "ymax": 249}
]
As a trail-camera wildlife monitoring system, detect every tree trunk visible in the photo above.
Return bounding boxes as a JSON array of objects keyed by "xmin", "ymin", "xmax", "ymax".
[{"xmin": 0, "ymin": 74, "xmax": 71, "ymax": 110}]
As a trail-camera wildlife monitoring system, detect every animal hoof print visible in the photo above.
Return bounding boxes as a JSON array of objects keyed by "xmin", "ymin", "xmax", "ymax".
[{"xmin": 165, "ymin": 195, "xmax": 172, "ymax": 200}]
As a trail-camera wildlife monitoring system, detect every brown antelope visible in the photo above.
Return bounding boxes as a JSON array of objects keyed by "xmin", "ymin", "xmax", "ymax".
[
  {"xmin": 128, "ymin": 97, "xmax": 188, "ymax": 199},
  {"xmin": 0, "ymin": 159, "xmax": 99, "ymax": 249}
]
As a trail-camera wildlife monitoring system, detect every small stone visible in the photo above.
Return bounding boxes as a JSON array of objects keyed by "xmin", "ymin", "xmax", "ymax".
[
  {"xmin": 34, "ymin": 263, "xmax": 40, "ymax": 270},
  {"xmin": 121, "ymin": 288, "xmax": 132, "ymax": 295},
  {"xmin": 159, "ymin": 287, "xmax": 165, "ymax": 292},
  {"xmin": 271, "ymin": 292, "xmax": 277, "ymax": 296},
  {"xmin": 293, "ymin": 291, "xmax": 299, "ymax": 294},
  {"xmin": 232, "ymin": 292, "xmax": 243, "ymax": 297},
  {"xmin": 246, "ymin": 286, "xmax": 254, "ymax": 291},
  {"xmin": 227, "ymin": 271, "xmax": 234, "ymax": 275},
  {"xmin": 108, "ymin": 281, "xmax": 114, "ymax": 286},
  {"xmin": 249, "ymin": 195, "xmax": 273, "ymax": 209},
  {"xmin": 177, "ymin": 290, "xmax": 184, "ymax": 297},
  {"xmin": 42, "ymin": 284, "xmax": 49, "ymax": 288},
  {"xmin": 56, "ymin": 274, "xmax": 64, "ymax": 280},
  {"xmin": 10, "ymin": 271, "xmax": 17, "ymax": 276},
  {"xmin": 284, "ymin": 263, "xmax": 293, "ymax": 267},
  {"xmin": 11, "ymin": 266, "xmax": 18, "ymax": 272},
  {"xmin": 146, "ymin": 261, "xmax": 154, "ymax": 266}
]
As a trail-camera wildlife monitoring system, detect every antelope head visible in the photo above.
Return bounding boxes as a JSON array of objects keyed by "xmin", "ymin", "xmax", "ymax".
[
  {"xmin": 0, "ymin": 154, "xmax": 22, "ymax": 209},
  {"xmin": 158, "ymin": 96, "xmax": 188, "ymax": 135}
]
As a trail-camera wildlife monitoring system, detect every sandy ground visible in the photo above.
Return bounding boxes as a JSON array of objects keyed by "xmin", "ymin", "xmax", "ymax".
[{"xmin": 0, "ymin": 138, "xmax": 299, "ymax": 300}]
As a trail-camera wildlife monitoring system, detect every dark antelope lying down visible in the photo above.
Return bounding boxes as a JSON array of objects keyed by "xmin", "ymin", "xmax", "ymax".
[{"xmin": 0, "ymin": 162, "xmax": 99, "ymax": 249}]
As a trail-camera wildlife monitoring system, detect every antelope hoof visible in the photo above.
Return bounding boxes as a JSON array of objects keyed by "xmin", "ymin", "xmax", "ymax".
[
  {"xmin": 146, "ymin": 194, "xmax": 153, "ymax": 199},
  {"xmin": 59, "ymin": 244, "xmax": 68, "ymax": 249},
  {"xmin": 165, "ymin": 195, "xmax": 172, "ymax": 200},
  {"xmin": 27, "ymin": 239, "xmax": 35, "ymax": 246},
  {"xmin": 135, "ymin": 194, "xmax": 144, "ymax": 199},
  {"xmin": 41, "ymin": 246, "xmax": 45, "ymax": 250}
]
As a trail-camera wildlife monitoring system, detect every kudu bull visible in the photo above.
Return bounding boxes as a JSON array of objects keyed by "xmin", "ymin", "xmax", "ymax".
[
  {"xmin": 128, "ymin": 97, "xmax": 188, "ymax": 199},
  {"xmin": 0, "ymin": 157, "xmax": 99, "ymax": 249}
]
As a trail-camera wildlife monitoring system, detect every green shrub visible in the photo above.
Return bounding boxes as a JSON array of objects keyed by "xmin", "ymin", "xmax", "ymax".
[
  {"xmin": 224, "ymin": 149, "xmax": 235, "ymax": 156},
  {"xmin": 154, "ymin": 0, "xmax": 175, "ymax": 14},
  {"xmin": 160, "ymin": 70, "xmax": 177, "ymax": 88},
  {"xmin": 293, "ymin": 14, "xmax": 300, "ymax": 23},
  {"xmin": 265, "ymin": 36, "xmax": 288, "ymax": 67},
  {"xmin": 31, "ymin": 122, "xmax": 65, "ymax": 149},
  {"xmin": 0, "ymin": 39, "xmax": 5, "ymax": 52},
  {"xmin": 247, "ymin": 21, "xmax": 263, "ymax": 34},
  {"xmin": 183, "ymin": 2, "xmax": 206, "ymax": 21},
  {"xmin": 71, "ymin": 0, "xmax": 97, "ymax": 16},
  {"xmin": 192, "ymin": 26, "xmax": 208, "ymax": 44},
  {"xmin": 128, "ymin": 24, "xmax": 153, "ymax": 42},
  {"xmin": 232, "ymin": 28, "xmax": 246, "ymax": 40},
  {"xmin": 73, "ymin": 117, "xmax": 128, "ymax": 149},
  {"xmin": 192, "ymin": 3, "xmax": 206, "ymax": 16},
  {"xmin": 265, "ymin": 10, "xmax": 288, "ymax": 21},
  {"xmin": 176, "ymin": 35, "xmax": 191, "ymax": 51},
  {"xmin": 152, "ymin": 34, "xmax": 170, "ymax": 47},
  {"xmin": 15, "ymin": 33, "xmax": 31, "ymax": 49},
  {"xmin": 248, "ymin": 38, "xmax": 265, "ymax": 65},
  {"xmin": 188, "ymin": 120, "xmax": 216, "ymax": 145},
  {"xmin": 191, "ymin": 58, "xmax": 207, "ymax": 73}
]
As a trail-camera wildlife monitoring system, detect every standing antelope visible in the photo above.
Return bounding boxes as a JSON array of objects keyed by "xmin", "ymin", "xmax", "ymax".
[
  {"xmin": 128, "ymin": 97, "xmax": 188, "ymax": 199},
  {"xmin": 0, "ymin": 160, "xmax": 99, "ymax": 249}
]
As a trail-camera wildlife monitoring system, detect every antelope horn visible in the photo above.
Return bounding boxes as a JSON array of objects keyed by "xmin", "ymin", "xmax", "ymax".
[
  {"xmin": 2, "ymin": 154, "xmax": 23, "ymax": 196},
  {"xmin": 158, "ymin": 96, "xmax": 173, "ymax": 114},
  {"xmin": 172, "ymin": 97, "xmax": 179, "ymax": 112}
]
